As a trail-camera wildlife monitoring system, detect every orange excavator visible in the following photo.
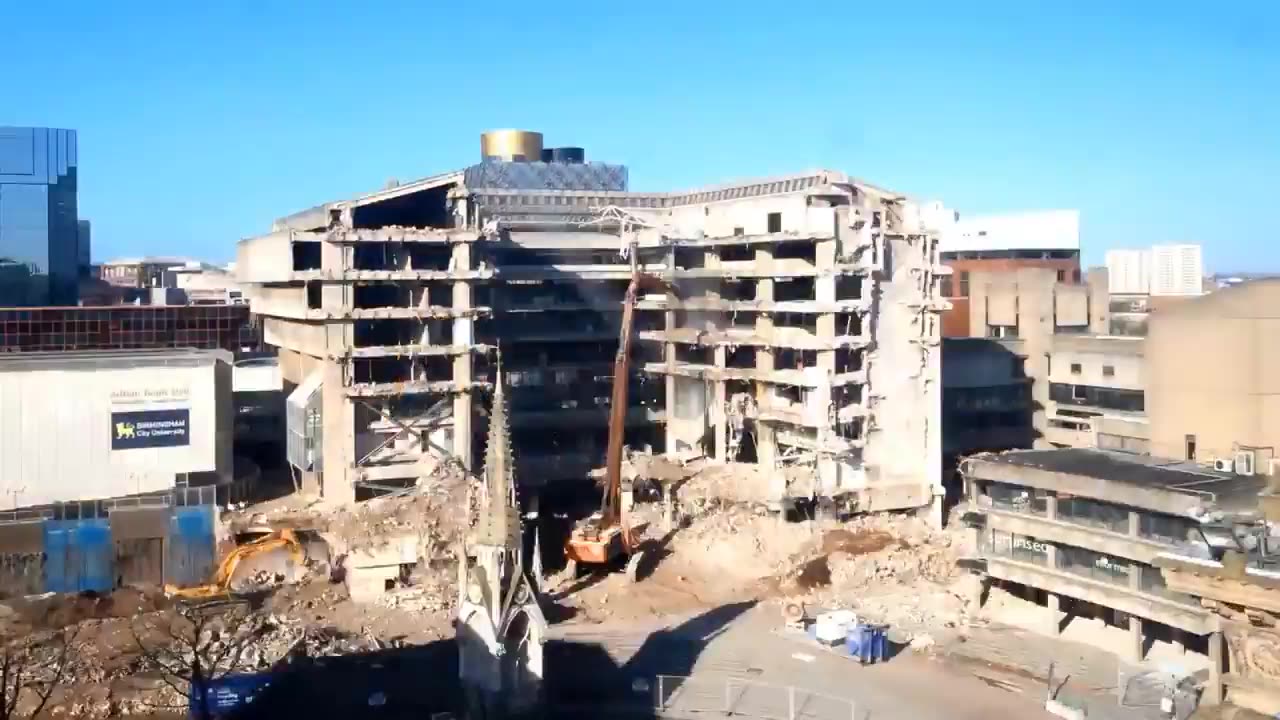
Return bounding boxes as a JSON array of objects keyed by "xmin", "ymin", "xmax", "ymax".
[{"xmin": 564, "ymin": 261, "xmax": 676, "ymax": 580}]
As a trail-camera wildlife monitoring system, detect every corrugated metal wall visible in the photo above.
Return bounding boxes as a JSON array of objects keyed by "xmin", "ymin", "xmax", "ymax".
[
  {"xmin": 0, "ymin": 505, "xmax": 217, "ymax": 595},
  {"xmin": 0, "ymin": 360, "xmax": 227, "ymax": 508}
]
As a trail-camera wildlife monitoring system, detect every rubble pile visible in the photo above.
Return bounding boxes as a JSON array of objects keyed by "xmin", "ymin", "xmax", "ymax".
[
  {"xmin": 784, "ymin": 514, "xmax": 978, "ymax": 636},
  {"xmin": 324, "ymin": 470, "xmax": 470, "ymax": 559},
  {"xmin": 673, "ymin": 503, "xmax": 832, "ymax": 585},
  {"xmin": 33, "ymin": 605, "xmax": 389, "ymax": 718}
]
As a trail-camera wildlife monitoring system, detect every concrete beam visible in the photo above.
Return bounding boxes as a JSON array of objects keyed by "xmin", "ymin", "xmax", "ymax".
[
  {"xmin": 290, "ymin": 269, "xmax": 494, "ymax": 282},
  {"xmin": 635, "ymin": 297, "xmax": 872, "ymax": 315},
  {"xmin": 259, "ymin": 306, "xmax": 492, "ymax": 321},
  {"xmin": 669, "ymin": 263, "xmax": 870, "ymax": 280},
  {"xmin": 346, "ymin": 344, "xmax": 490, "ymax": 359},
  {"xmin": 983, "ymin": 509, "xmax": 1174, "ymax": 565},
  {"xmin": 331, "ymin": 228, "xmax": 480, "ymax": 244},
  {"xmin": 638, "ymin": 328, "xmax": 869, "ymax": 351},
  {"xmin": 963, "ymin": 457, "xmax": 1204, "ymax": 516},
  {"xmin": 346, "ymin": 380, "xmax": 491, "ymax": 397},
  {"xmin": 497, "ymin": 264, "xmax": 667, "ymax": 282},
  {"xmin": 643, "ymin": 362, "xmax": 827, "ymax": 388},
  {"xmin": 774, "ymin": 428, "xmax": 864, "ymax": 454},
  {"xmin": 653, "ymin": 231, "xmax": 837, "ymax": 248},
  {"xmin": 984, "ymin": 556, "xmax": 1213, "ymax": 634}
]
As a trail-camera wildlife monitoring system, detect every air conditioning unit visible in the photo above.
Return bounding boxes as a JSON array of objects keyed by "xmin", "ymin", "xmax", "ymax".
[
  {"xmin": 1213, "ymin": 458, "xmax": 1235, "ymax": 473},
  {"xmin": 1236, "ymin": 451, "xmax": 1256, "ymax": 476}
]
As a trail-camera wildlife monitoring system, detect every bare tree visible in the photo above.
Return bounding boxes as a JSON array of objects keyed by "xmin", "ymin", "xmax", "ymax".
[
  {"xmin": 0, "ymin": 626, "xmax": 80, "ymax": 720},
  {"xmin": 130, "ymin": 601, "xmax": 266, "ymax": 720}
]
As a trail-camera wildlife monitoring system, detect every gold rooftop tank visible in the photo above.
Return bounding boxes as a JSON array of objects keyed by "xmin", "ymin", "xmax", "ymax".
[{"xmin": 480, "ymin": 130, "xmax": 544, "ymax": 162}]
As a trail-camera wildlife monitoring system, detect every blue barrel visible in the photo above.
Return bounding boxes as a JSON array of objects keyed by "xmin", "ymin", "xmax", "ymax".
[
  {"xmin": 873, "ymin": 625, "xmax": 889, "ymax": 662},
  {"xmin": 845, "ymin": 623, "xmax": 873, "ymax": 662}
]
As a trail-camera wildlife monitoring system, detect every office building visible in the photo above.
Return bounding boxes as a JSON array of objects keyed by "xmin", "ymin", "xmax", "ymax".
[
  {"xmin": 1150, "ymin": 244, "xmax": 1204, "ymax": 297},
  {"xmin": 938, "ymin": 210, "xmax": 1081, "ymax": 336},
  {"xmin": 238, "ymin": 129, "xmax": 948, "ymax": 521},
  {"xmin": 0, "ymin": 127, "xmax": 79, "ymax": 306},
  {"xmin": 962, "ymin": 447, "xmax": 1266, "ymax": 705}
]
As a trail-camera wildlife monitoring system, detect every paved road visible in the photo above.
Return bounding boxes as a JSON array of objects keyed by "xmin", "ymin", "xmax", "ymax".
[{"xmin": 550, "ymin": 604, "xmax": 1059, "ymax": 720}]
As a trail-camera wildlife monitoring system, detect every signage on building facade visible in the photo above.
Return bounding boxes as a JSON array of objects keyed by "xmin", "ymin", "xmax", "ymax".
[
  {"xmin": 109, "ymin": 386, "xmax": 191, "ymax": 406},
  {"xmin": 1094, "ymin": 554, "xmax": 1130, "ymax": 576},
  {"xmin": 111, "ymin": 409, "xmax": 190, "ymax": 450},
  {"xmin": 1013, "ymin": 536, "xmax": 1050, "ymax": 555}
]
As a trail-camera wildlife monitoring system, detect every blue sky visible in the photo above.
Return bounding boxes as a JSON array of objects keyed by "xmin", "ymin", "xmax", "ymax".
[{"xmin": 5, "ymin": 1, "xmax": 1277, "ymax": 270}]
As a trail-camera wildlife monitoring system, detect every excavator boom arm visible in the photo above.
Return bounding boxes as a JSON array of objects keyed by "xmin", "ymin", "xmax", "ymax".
[{"xmin": 600, "ymin": 270, "xmax": 677, "ymax": 532}]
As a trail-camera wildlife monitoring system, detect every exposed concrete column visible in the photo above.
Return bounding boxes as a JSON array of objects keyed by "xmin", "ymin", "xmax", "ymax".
[
  {"xmin": 713, "ymin": 345, "xmax": 728, "ymax": 462},
  {"xmin": 1045, "ymin": 492, "xmax": 1057, "ymax": 520},
  {"xmin": 1206, "ymin": 631, "xmax": 1224, "ymax": 705},
  {"xmin": 321, "ymin": 361, "xmax": 356, "ymax": 504},
  {"xmin": 1128, "ymin": 614, "xmax": 1144, "ymax": 663},
  {"xmin": 664, "ymin": 247, "xmax": 678, "ymax": 454},
  {"xmin": 451, "ymin": 242, "xmax": 474, "ymax": 471},
  {"xmin": 755, "ymin": 247, "xmax": 778, "ymax": 496},
  {"xmin": 1047, "ymin": 592, "xmax": 1061, "ymax": 636},
  {"xmin": 814, "ymin": 239, "xmax": 838, "ymax": 495},
  {"xmin": 317, "ymin": 228, "xmax": 356, "ymax": 503},
  {"xmin": 1128, "ymin": 509, "xmax": 1140, "ymax": 537}
]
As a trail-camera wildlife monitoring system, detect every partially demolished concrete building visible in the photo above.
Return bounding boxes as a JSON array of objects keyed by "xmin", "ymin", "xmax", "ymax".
[{"xmin": 236, "ymin": 131, "xmax": 947, "ymax": 521}]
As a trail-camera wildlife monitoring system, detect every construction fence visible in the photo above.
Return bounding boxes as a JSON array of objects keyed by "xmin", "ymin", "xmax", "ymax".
[{"xmin": 0, "ymin": 503, "xmax": 217, "ymax": 595}]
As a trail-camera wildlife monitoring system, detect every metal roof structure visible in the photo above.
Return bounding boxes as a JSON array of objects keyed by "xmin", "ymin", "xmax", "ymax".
[
  {"xmin": 0, "ymin": 347, "xmax": 231, "ymax": 372},
  {"xmin": 974, "ymin": 447, "xmax": 1266, "ymax": 514}
]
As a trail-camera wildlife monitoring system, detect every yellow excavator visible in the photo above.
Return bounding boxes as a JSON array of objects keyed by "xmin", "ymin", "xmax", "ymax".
[{"xmin": 164, "ymin": 528, "xmax": 306, "ymax": 600}]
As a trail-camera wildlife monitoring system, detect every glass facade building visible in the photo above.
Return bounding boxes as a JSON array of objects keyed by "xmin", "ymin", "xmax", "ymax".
[{"xmin": 0, "ymin": 127, "xmax": 79, "ymax": 306}]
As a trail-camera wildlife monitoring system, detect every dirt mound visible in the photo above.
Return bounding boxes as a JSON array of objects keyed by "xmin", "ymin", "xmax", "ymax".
[
  {"xmin": 820, "ymin": 528, "xmax": 902, "ymax": 555},
  {"xmin": 7, "ymin": 586, "xmax": 170, "ymax": 631}
]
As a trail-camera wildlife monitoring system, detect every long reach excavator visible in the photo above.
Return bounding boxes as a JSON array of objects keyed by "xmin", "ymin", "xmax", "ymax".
[{"xmin": 564, "ymin": 256, "xmax": 677, "ymax": 580}]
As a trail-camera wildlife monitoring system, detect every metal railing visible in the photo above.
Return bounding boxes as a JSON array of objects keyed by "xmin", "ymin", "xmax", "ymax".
[
  {"xmin": 0, "ymin": 484, "xmax": 219, "ymax": 523},
  {"xmin": 653, "ymin": 675, "xmax": 863, "ymax": 720}
]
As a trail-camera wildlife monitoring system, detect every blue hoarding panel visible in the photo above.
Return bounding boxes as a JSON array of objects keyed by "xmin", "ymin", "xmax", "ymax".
[
  {"xmin": 43, "ymin": 518, "xmax": 113, "ymax": 593},
  {"xmin": 191, "ymin": 672, "xmax": 275, "ymax": 719},
  {"xmin": 168, "ymin": 505, "xmax": 216, "ymax": 587}
]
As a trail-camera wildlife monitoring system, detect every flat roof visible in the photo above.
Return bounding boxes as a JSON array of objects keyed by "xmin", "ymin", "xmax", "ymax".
[
  {"xmin": 975, "ymin": 448, "xmax": 1265, "ymax": 515},
  {"xmin": 0, "ymin": 348, "xmax": 231, "ymax": 372},
  {"xmin": 943, "ymin": 210, "xmax": 1080, "ymax": 254}
]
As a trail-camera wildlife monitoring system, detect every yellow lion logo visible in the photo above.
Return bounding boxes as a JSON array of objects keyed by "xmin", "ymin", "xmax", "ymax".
[{"xmin": 116, "ymin": 422, "xmax": 136, "ymax": 439}]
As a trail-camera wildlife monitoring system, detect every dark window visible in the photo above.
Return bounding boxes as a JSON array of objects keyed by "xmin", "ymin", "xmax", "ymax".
[
  {"xmin": 1186, "ymin": 434, "xmax": 1197, "ymax": 461},
  {"xmin": 767, "ymin": 212, "xmax": 782, "ymax": 233},
  {"xmin": 959, "ymin": 271, "xmax": 970, "ymax": 297},
  {"xmin": 1103, "ymin": 365, "xmax": 1115, "ymax": 378},
  {"xmin": 1070, "ymin": 363, "xmax": 1082, "ymax": 374},
  {"xmin": 1058, "ymin": 545, "xmax": 1131, "ymax": 586},
  {"xmin": 306, "ymin": 282, "xmax": 322, "ymax": 309},
  {"xmin": 940, "ymin": 276, "xmax": 953, "ymax": 297},
  {"xmin": 1058, "ymin": 495, "xmax": 1131, "ymax": 533},
  {"xmin": 986, "ymin": 482, "xmax": 1049, "ymax": 515},
  {"xmin": 1056, "ymin": 270, "xmax": 1066, "ymax": 282},
  {"xmin": 1050, "ymin": 383, "xmax": 1145, "ymax": 412},
  {"xmin": 733, "ymin": 226, "xmax": 745, "ymax": 236},
  {"xmin": 1139, "ymin": 512, "xmax": 1197, "ymax": 545}
]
